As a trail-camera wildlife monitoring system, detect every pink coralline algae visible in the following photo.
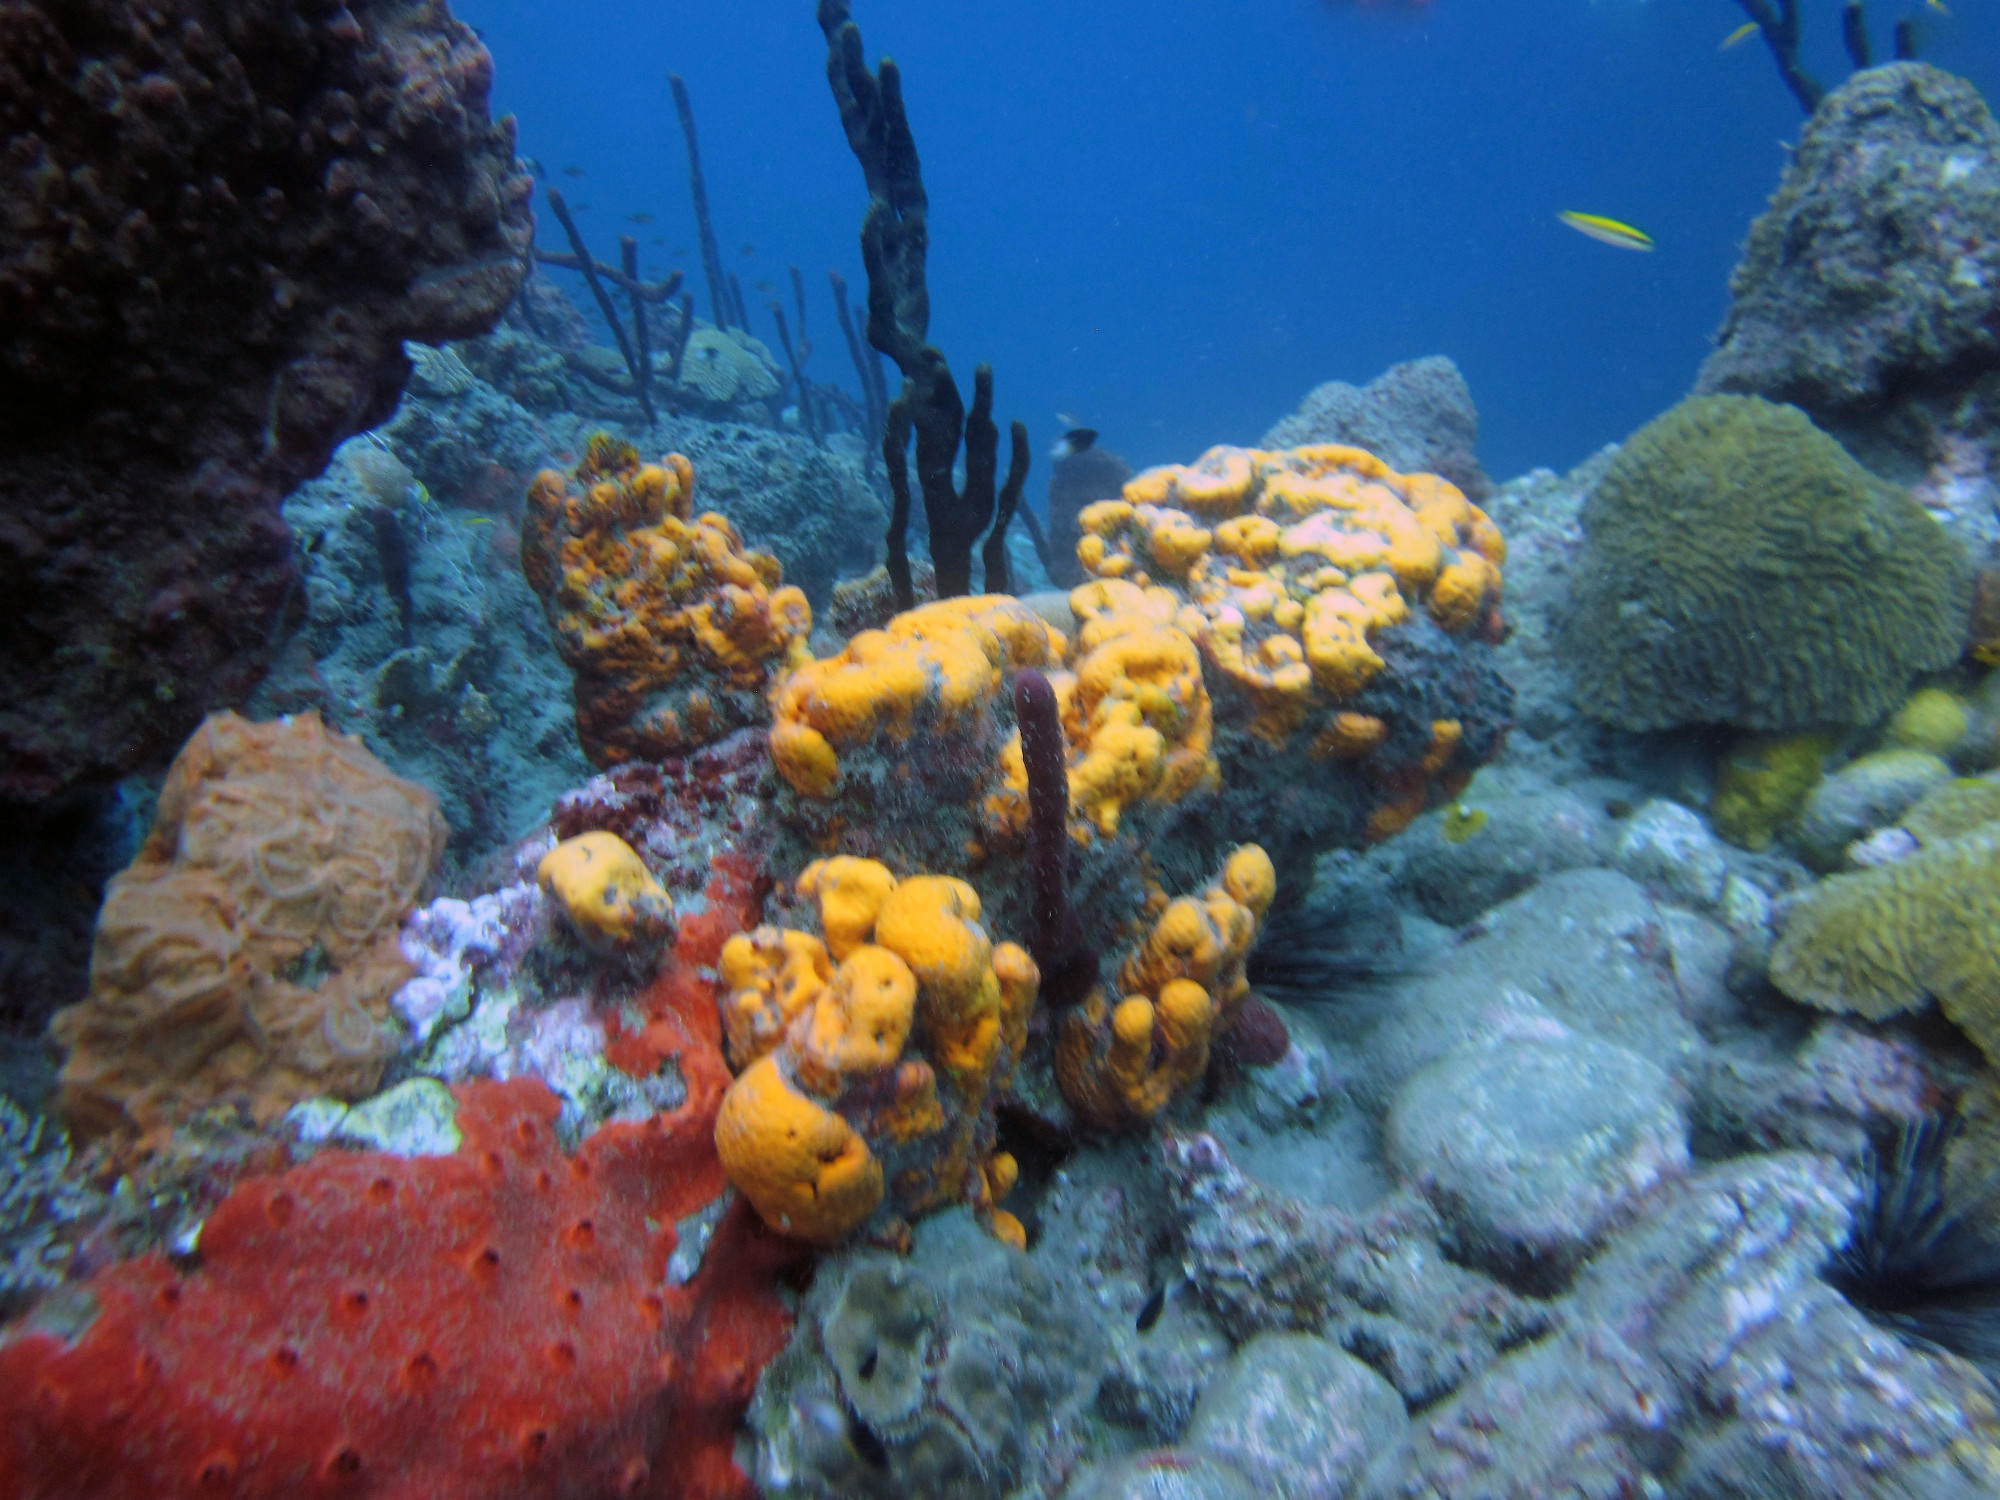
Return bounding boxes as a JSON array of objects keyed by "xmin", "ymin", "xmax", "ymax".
[{"xmin": 395, "ymin": 880, "xmax": 549, "ymax": 1045}]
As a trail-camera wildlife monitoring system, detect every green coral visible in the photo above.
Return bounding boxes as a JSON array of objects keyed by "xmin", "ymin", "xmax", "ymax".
[
  {"xmin": 1564, "ymin": 396, "xmax": 1967, "ymax": 732},
  {"xmin": 1886, "ymin": 687, "xmax": 1973, "ymax": 757},
  {"xmin": 1900, "ymin": 776, "xmax": 2000, "ymax": 847},
  {"xmin": 1771, "ymin": 821, "xmax": 2000, "ymax": 1068},
  {"xmin": 1712, "ymin": 732, "xmax": 1834, "ymax": 851}
]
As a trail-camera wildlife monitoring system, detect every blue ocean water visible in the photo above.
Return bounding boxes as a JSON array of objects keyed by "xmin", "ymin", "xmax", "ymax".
[{"xmin": 463, "ymin": 1, "xmax": 2000, "ymax": 481}]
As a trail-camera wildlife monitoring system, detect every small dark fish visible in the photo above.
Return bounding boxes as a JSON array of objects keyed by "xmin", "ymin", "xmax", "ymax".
[
  {"xmin": 563, "ymin": 165, "xmax": 587, "ymax": 178},
  {"xmin": 846, "ymin": 1414, "xmax": 890, "ymax": 1471},
  {"xmin": 628, "ymin": 211, "xmax": 655, "ymax": 225},
  {"xmin": 740, "ymin": 242, "xmax": 756, "ymax": 256},
  {"xmin": 1136, "ymin": 1277, "xmax": 1174, "ymax": 1333},
  {"xmin": 571, "ymin": 202, "xmax": 591, "ymax": 213},
  {"xmin": 1051, "ymin": 427, "xmax": 1099, "ymax": 461},
  {"xmin": 522, "ymin": 156, "xmax": 546, "ymax": 180},
  {"xmin": 754, "ymin": 279, "xmax": 775, "ymax": 293},
  {"xmin": 650, "ymin": 236, "xmax": 668, "ymax": 246},
  {"xmin": 673, "ymin": 246, "xmax": 689, "ymax": 257}
]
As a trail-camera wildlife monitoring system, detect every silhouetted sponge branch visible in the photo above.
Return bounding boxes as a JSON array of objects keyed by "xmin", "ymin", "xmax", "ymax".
[
  {"xmin": 671, "ymin": 72, "xmax": 736, "ymax": 332},
  {"xmin": 817, "ymin": 0, "xmax": 1027, "ymax": 605}
]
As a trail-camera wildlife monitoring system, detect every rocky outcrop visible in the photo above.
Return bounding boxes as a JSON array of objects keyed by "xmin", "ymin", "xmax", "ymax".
[{"xmin": 0, "ymin": 0, "xmax": 532, "ymax": 797}]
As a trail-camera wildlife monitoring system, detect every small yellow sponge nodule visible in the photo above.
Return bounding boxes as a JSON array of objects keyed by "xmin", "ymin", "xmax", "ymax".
[{"xmin": 536, "ymin": 831, "xmax": 674, "ymax": 948}]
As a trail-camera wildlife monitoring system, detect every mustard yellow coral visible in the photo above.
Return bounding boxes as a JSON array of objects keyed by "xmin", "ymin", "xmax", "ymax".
[
  {"xmin": 1077, "ymin": 444, "xmax": 1504, "ymax": 727},
  {"xmin": 770, "ymin": 595, "xmax": 1063, "ymax": 798},
  {"xmin": 536, "ymin": 831, "xmax": 674, "ymax": 948},
  {"xmin": 1056, "ymin": 844, "xmax": 1273, "ymax": 1130},
  {"xmin": 521, "ymin": 435, "xmax": 812, "ymax": 764},
  {"xmin": 714, "ymin": 857, "xmax": 1042, "ymax": 1245},
  {"xmin": 715, "ymin": 1055, "xmax": 883, "ymax": 1244},
  {"xmin": 719, "ymin": 925, "xmax": 832, "ymax": 1070}
]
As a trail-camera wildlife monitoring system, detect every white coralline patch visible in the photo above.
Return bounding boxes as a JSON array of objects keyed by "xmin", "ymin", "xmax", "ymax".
[
  {"xmin": 1721, "ymin": 1277, "xmax": 1782, "ymax": 1342},
  {"xmin": 1943, "ymin": 153, "xmax": 1979, "ymax": 185},
  {"xmin": 1847, "ymin": 826, "xmax": 1920, "ymax": 869}
]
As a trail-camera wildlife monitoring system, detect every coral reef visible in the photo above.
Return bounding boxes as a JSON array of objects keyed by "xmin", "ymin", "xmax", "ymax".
[
  {"xmin": 523, "ymin": 435, "xmax": 813, "ymax": 765},
  {"xmin": 1562, "ymin": 395, "xmax": 1966, "ymax": 731},
  {"xmin": 50, "ymin": 712, "xmax": 446, "ymax": 1146},
  {"xmin": 714, "ymin": 858, "xmax": 1038, "ymax": 1244},
  {"xmin": 1261, "ymin": 356, "xmax": 1493, "ymax": 502},
  {"xmin": 0, "ymin": 0, "xmax": 531, "ymax": 797},
  {"xmin": 0, "ymin": 1078, "xmax": 796, "ymax": 1500},
  {"xmin": 1698, "ymin": 64, "xmax": 2000, "ymax": 483},
  {"xmin": 768, "ymin": 440, "xmax": 1510, "ymax": 996},
  {"xmin": 746, "ymin": 1208, "xmax": 1110, "ymax": 1498},
  {"xmin": 254, "ymin": 438, "xmax": 592, "ymax": 860}
]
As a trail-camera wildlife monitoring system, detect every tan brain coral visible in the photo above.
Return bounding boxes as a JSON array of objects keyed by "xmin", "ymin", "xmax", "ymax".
[{"xmin": 51, "ymin": 712, "xmax": 447, "ymax": 1145}]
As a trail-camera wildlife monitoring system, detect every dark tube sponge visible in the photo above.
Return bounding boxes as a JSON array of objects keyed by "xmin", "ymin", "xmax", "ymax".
[{"xmin": 1014, "ymin": 667, "xmax": 1097, "ymax": 1009}]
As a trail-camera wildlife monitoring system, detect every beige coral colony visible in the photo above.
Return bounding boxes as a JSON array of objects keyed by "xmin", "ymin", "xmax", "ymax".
[{"xmin": 8, "ymin": 6, "xmax": 2000, "ymax": 1500}]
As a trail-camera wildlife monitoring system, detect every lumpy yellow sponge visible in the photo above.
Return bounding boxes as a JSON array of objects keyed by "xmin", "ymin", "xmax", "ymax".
[
  {"xmin": 771, "ymin": 595, "xmax": 1062, "ymax": 798},
  {"xmin": 1056, "ymin": 843, "xmax": 1274, "ymax": 1130},
  {"xmin": 521, "ymin": 433, "xmax": 813, "ymax": 764},
  {"xmin": 713, "ymin": 857, "xmax": 1040, "ymax": 1245},
  {"xmin": 1078, "ymin": 443, "xmax": 1505, "ymax": 734},
  {"xmin": 715, "ymin": 1055, "xmax": 884, "ymax": 1243},
  {"xmin": 536, "ymin": 831, "xmax": 675, "ymax": 948}
]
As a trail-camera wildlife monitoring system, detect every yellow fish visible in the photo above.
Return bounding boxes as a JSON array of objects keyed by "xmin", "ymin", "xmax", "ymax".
[
  {"xmin": 1442, "ymin": 803, "xmax": 1489, "ymax": 845},
  {"xmin": 1720, "ymin": 21, "xmax": 1760, "ymax": 49},
  {"xmin": 1559, "ymin": 211, "xmax": 1654, "ymax": 251},
  {"xmin": 1928, "ymin": 0, "xmax": 1950, "ymax": 14}
]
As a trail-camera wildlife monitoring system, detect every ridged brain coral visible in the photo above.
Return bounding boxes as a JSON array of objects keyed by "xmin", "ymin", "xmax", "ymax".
[
  {"xmin": 523, "ymin": 434, "xmax": 812, "ymax": 765},
  {"xmin": 1771, "ymin": 819, "xmax": 2000, "ymax": 1070},
  {"xmin": 1562, "ymin": 396, "xmax": 1967, "ymax": 732},
  {"xmin": 50, "ymin": 712, "xmax": 446, "ymax": 1146},
  {"xmin": 713, "ymin": 858, "xmax": 1038, "ymax": 1246}
]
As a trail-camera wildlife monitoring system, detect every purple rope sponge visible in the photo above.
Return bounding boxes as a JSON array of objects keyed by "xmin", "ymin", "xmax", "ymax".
[{"xmin": 1014, "ymin": 668, "xmax": 1098, "ymax": 1008}]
